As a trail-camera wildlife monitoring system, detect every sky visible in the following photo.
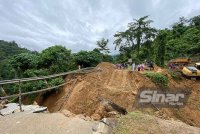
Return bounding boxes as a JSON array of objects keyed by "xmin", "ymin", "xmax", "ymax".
[{"xmin": 0, "ymin": 0, "xmax": 200, "ymax": 54}]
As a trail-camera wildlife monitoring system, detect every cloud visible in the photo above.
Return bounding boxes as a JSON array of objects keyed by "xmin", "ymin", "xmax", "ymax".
[{"xmin": 0, "ymin": 0, "xmax": 199, "ymax": 54}]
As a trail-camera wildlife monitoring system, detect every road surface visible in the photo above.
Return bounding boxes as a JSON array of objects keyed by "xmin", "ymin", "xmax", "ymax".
[{"xmin": 0, "ymin": 112, "xmax": 112, "ymax": 134}]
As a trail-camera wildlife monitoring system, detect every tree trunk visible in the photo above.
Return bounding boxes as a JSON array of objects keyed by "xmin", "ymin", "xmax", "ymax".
[{"xmin": 137, "ymin": 37, "xmax": 141, "ymax": 56}]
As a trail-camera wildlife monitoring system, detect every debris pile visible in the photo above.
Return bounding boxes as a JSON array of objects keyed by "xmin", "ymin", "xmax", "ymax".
[
  {"xmin": 0, "ymin": 103, "xmax": 47, "ymax": 116},
  {"xmin": 38, "ymin": 62, "xmax": 200, "ymax": 127}
]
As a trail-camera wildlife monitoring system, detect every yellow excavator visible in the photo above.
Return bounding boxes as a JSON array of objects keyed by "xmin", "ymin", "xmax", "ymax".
[{"xmin": 182, "ymin": 63, "xmax": 200, "ymax": 78}]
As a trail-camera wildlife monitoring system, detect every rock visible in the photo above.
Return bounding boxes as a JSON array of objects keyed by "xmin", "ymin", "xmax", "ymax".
[
  {"xmin": 76, "ymin": 76, "xmax": 83, "ymax": 82},
  {"xmin": 155, "ymin": 111, "xmax": 160, "ymax": 115},
  {"xmin": 170, "ymin": 118, "xmax": 175, "ymax": 121},
  {"xmin": 107, "ymin": 111, "xmax": 121, "ymax": 118},
  {"xmin": 85, "ymin": 116, "xmax": 92, "ymax": 121},
  {"xmin": 13, "ymin": 108, "xmax": 20, "ymax": 113},
  {"xmin": 61, "ymin": 109, "xmax": 75, "ymax": 117},
  {"xmin": 0, "ymin": 100, "xmax": 7, "ymax": 110},
  {"xmin": 91, "ymin": 113, "xmax": 101, "ymax": 121},
  {"xmin": 0, "ymin": 104, "xmax": 3, "ymax": 110},
  {"xmin": 75, "ymin": 114, "xmax": 86, "ymax": 120},
  {"xmin": 33, "ymin": 101, "xmax": 38, "ymax": 105},
  {"xmin": 132, "ymin": 91, "xmax": 137, "ymax": 95}
]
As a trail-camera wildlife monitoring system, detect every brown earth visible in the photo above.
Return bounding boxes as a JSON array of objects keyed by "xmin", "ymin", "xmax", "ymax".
[{"xmin": 38, "ymin": 62, "xmax": 200, "ymax": 127}]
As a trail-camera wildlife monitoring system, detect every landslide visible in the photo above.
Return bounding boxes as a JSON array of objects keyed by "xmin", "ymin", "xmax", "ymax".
[{"xmin": 38, "ymin": 62, "xmax": 200, "ymax": 127}]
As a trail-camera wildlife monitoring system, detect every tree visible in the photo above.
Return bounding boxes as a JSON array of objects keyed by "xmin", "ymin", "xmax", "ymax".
[
  {"xmin": 0, "ymin": 40, "xmax": 29, "ymax": 61},
  {"xmin": 155, "ymin": 30, "xmax": 168, "ymax": 67},
  {"xmin": 128, "ymin": 16, "xmax": 157, "ymax": 56},
  {"xmin": 10, "ymin": 53, "xmax": 39, "ymax": 77},
  {"xmin": 114, "ymin": 30, "xmax": 134, "ymax": 50},
  {"xmin": 114, "ymin": 16, "xmax": 156, "ymax": 59},
  {"xmin": 96, "ymin": 38, "xmax": 110, "ymax": 53},
  {"xmin": 39, "ymin": 45, "xmax": 72, "ymax": 73},
  {"xmin": 74, "ymin": 50, "xmax": 102, "ymax": 67},
  {"xmin": 172, "ymin": 17, "xmax": 188, "ymax": 38},
  {"xmin": 190, "ymin": 15, "xmax": 200, "ymax": 29},
  {"xmin": 0, "ymin": 40, "xmax": 33, "ymax": 80}
]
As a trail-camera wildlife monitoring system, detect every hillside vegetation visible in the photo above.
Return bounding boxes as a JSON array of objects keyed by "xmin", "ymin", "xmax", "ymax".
[{"xmin": 0, "ymin": 15, "xmax": 200, "ymax": 100}]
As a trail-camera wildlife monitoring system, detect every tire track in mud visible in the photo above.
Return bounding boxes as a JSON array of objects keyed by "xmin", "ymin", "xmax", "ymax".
[
  {"xmin": 103, "ymin": 69, "xmax": 115, "ymax": 86},
  {"xmin": 105, "ymin": 69, "xmax": 132, "ymax": 90},
  {"xmin": 107, "ymin": 70, "xmax": 118, "ymax": 86}
]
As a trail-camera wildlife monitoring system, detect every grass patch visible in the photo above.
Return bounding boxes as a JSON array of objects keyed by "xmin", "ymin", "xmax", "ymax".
[
  {"xmin": 113, "ymin": 112, "xmax": 142, "ymax": 134},
  {"xmin": 113, "ymin": 111, "xmax": 161, "ymax": 134},
  {"xmin": 129, "ymin": 111, "xmax": 141, "ymax": 119},
  {"xmin": 144, "ymin": 72, "xmax": 168, "ymax": 89},
  {"xmin": 167, "ymin": 70, "xmax": 182, "ymax": 80}
]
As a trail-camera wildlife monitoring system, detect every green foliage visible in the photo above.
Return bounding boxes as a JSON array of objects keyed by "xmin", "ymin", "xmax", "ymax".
[
  {"xmin": 190, "ymin": 15, "xmax": 200, "ymax": 29},
  {"xmin": 155, "ymin": 30, "xmax": 168, "ymax": 67},
  {"xmin": 144, "ymin": 72, "xmax": 168, "ymax": 88},
  {"xmin": 129, "ymin": 111, "xmax": 142, "ymax": 119},
  {"xmin": 20, "ymin": 78, "xmax": 64, "ymax": 103},
  {"xmin": 96, "ymin": 38, "xmax": 110, "ymax": 53},
  {"xmin": 21, "ymin": 80, "xmax": 46, "ymax": 93},
  {"xmin": 0, "ymin": 59, "xmax": 16, "ymax": 80},
  {"xmin": 48, "ymin": 77, "xmax": 64, "ymax": 87},
  {"xmin": 167, "ymin": 70, "xmax": 182, "ymax": 80},
  {"xmin": 165, "ymin": 27, "xmax": 200, "ymax": 60},
  {"xmin": 114, "ymin": 15, "xmax": 200, "ymax": 65},
  {"xmin": 23, "ymin": 69, "xmax": 49, "ymax": 77},
  {"xmin": 0, "ymin": 40, "xmax": 29, "ymax": 62},
  {"xmin": 39, "ymin": 45, "xmax": 72, "ymax": 73},
  {"xmin": 102, "ymin": 54, "xmax": 113, "ymax": 62},
  {"xmin": 10, "ymin": 53, "xmax": 39, "ymax": 72},
  {"xmin": 0, "ymin": 40, "xmax": 30, "ymax": 80},
  {"xmin": 74, "ymin": 50, "xmax": 103, "ymax": 67},
  {"xmin": 1, "ymin": 14, "xmax": 200, "ymax": 103},
  {"xmin": 41, "ymin": 77, "xmax": 64, "ymax": 99},
  {"xmin": 114, "ymin": 16, "xmax": 157, "ymax": 59}
]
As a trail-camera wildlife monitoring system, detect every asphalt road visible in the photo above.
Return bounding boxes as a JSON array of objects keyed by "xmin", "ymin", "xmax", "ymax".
[{"xmin": 0, "ymin": 112, "xmax": 111, "ymax": 134}]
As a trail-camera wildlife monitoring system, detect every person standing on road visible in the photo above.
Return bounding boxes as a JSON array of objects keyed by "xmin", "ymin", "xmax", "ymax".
[
  {"xmin": 141, "ymin": 63, "xmax": 145, "ymax": 71},
  {"xmin": 132, "ymin": 62, "xmax": 135, "ymax": 71},
  {"xmin": 137, "ymin": 64, "xmax": 141, "ymax": 71}
]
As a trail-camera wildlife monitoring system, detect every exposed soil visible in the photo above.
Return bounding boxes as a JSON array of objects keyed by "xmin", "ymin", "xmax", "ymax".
[{"xmin": 38, "ymin": 62, "xmax": 200, "ymax": 127}]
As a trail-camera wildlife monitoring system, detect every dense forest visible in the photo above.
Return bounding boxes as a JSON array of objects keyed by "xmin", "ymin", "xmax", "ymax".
[
  {"xmin": 0, "ymin": 15, "xmax": 200, "ymax": 98},
  {"xmin": 114, "ymin": 15, "xmax": 200, "ymax": 66},
  {"xmin": 0, "ymin": 40, "xmax": 31, "ymax": 80},
  {"xmin": 0, "ymin": 42, "xmax": 112, "ymax": 80},
  {"xmin": 1, "ymin": 15, "xmax": 200, "ymax": 80}
]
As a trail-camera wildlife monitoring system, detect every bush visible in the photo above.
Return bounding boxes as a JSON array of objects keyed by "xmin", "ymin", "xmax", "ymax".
[
  {"xmin": 23, "ymin": 69, "xmax": 49, "ymax": 77},
  {"xmin": 41, "ymin": 77, "xmax": 64, "ymax": 99},
  {"xmin": 48, "ymin": 77, "xmax": 64, "ymax": 87},
  {"xmin": 144, "ymin": 72, "xmax": 168, "ymax": 88},
  {"xmin": 167, "ymin": 70, "xmax": 182, "ymax": 80},
  {"xmin": 23, "ymin": 81, "xmax": 46, "ymax": 91}
]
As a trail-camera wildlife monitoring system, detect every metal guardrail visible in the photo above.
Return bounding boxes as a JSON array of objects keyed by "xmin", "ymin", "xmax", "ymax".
[
  {"xmin": 0, "ymin": 67, "xmax": 99, "ymax": 111},
  {"xmin": 0, "ymin": 67, "xmax": 97, "ymax": 85},
  {"xmin": 0, "ymin": 83, "xmax": 67, "ymax": 100}
]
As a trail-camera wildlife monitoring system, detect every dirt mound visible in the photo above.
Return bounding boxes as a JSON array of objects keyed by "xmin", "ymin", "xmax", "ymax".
[
  {"xmin": 39, "ymin": 63, "xmax": 155, "ymax": 116},
  {"xmin": 38, "ymin": 62, "xmax": 200, "ymax": 127},
  {"xmin": 96, "ymin": 62, "xmax": 116, "ymax": 70}
]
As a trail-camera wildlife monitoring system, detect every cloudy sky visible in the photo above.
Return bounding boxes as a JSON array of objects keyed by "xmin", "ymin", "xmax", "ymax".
[{"xmin": 0, "ymin": 0, "xmax": 200, "ymax": 53}]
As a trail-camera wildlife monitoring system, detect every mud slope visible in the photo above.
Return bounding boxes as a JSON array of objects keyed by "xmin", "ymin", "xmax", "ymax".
[
  {"xmin": 39, "ymin": 62, "xmax": 200, "ymax": 127},
  {"xmin": 40, "ymin": 63, "xmax": 155, "ymax": 113}
]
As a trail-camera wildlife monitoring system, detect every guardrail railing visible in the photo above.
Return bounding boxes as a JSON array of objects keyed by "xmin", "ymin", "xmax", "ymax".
[{"xmin": 0, "ymin": 67, "xmax": 99, "ymax": 112}]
